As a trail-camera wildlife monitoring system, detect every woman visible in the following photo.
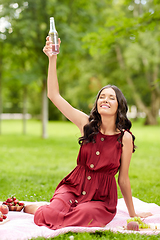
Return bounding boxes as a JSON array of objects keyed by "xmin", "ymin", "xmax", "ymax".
[{"xmin": 24, "ymin": 37, "xmax": 152, "ymax": 229}]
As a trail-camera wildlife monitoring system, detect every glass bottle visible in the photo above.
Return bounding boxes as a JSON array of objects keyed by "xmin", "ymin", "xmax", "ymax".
[{"xmin": 49, "ymin": 17, "xmax": 59, "ymax": 55}]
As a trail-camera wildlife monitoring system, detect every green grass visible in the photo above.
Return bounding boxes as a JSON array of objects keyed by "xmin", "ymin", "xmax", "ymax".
[
  {"xmin": 34, "ymin": 231, "xmax": 160, "ymax": 240},
  {"xmin": 0, "ymin": 119, "xmax": 160, "ymax": 240},
  {"xmin": 117, "ymin": 118, "xmax": 160, "ymax": 205},
  {"xmin": 0, "ymin": 120, "xmax": 79, "ymax": 202}
]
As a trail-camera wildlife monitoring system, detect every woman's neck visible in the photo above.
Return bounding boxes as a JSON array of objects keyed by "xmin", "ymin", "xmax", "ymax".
[{"xmin": 100, "ymin": 116, "xmax": 118, "ymax": 135}]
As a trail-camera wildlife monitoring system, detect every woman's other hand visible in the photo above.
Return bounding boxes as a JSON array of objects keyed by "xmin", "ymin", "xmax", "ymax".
[{"xmin": 136, "ymin": 212, "xmax": 153, "ymax": 218}]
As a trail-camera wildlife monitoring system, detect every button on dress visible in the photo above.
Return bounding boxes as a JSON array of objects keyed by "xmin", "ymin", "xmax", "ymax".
[{"xmin": 34, "ymin": 131, "xmax": 123, "ymax": 229}]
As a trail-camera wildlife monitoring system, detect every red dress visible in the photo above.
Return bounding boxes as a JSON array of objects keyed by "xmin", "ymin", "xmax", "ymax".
[{"xmin": 34, "ymin": 131, "xmax": 122, "ymax": 229}]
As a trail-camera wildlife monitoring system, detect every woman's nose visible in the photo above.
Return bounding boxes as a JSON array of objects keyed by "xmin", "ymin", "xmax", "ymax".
[{"xmin": 103, "ymin": 97, "xmax": 108, "ymax": 103}]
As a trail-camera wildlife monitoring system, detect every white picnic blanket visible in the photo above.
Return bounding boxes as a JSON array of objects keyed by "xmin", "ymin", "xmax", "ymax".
[{"xmin": 0, "ymin": 197, "xmax": 160, "ymax": 240}]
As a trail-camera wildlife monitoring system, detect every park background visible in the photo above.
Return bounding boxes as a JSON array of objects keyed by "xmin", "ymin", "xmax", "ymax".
[{"xmin": 0, "ymin": 0, "xmax": 160, "ymax": 239}]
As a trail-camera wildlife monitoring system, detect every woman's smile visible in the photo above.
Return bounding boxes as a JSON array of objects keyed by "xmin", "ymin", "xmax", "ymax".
[
  {"xmin": 97, "ymin": 88, "xmax": 118, "ymax": 116},
  {"xmin": 100, "ymin": 104, "xmax": 110, "ymax": 109}
]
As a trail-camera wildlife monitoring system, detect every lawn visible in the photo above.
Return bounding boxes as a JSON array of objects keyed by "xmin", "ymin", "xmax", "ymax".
[{"xmin": 0, "ymin": 119, "xmax": 160, "ymax": 240}]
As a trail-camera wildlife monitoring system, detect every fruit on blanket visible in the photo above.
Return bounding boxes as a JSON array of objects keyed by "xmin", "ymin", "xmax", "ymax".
[
  {"xmin": 149, "ymin": 223, "xmax": 160, "ymax": 230},
  {"xmin": 0, "ymin": 205, "xmax": 9, "ymax": 215},
  {"xmin": 6, "ymin": 198, "xmax": 12, "ymax": 203},
  {"xmin": 19, "ymin": 202, "xmax": 24, "ymax": 206},
  {"xmin": 0, "ymin": 211, "xmax": 4, "ymax": 222},
  {"xmin": 0, "ymin": 209, "xmax": 8, "ymax": 223},
  {"xmin": 14, "ymin": 199, "xmax": 19, "ymax": 205},
  {"xmin": 3, "ymin": 214, "xmax": 7, "ymax": 219},
  {"xmin": 127, "ymin": 221, "xmax": 139, "ymax": 231},
  {"xmin": 127, "ymin": 217, "xmax": 149, "ymax": 229},
  {"xmin": 3, "ymin": 196, "xmax": 24, "ymax": 211}
]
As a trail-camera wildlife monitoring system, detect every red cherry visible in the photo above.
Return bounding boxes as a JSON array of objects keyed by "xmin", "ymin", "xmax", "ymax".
[
  {"xmin": 19, "ymin": 202, "xmax": 24, "ymax": 206},
  {"xmin": 14, "ymin": 200, "xmax": 19, "ymax": 205},
  {"xmin": 0, "ymin": 211, "xmax": 3, "ymax": 221},
  {"xmin": 3, "ymin": 215, "xmax": 7, "ymax": 219},
  {"xmin": 6, "ymin": 198, "xmax": 12, "ymax": 203}
]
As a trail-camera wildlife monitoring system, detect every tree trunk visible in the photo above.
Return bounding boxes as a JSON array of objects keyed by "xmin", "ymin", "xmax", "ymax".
[
  {"xmin": 144, "ymin": 90, "xmax": 160, "ymax": 125},
  {"xmin": 115, "ymin": 44, "xmax": 159, "ymax": 125},
  {"xmin": 144, "ymin": 63, "xmax": 160, "ymax": 125},
  {"xmin": 41, "ymin": 78, "xmax": 48, "ymax": 139},
  {"xmin": 22, "ymin": 86, "xmax": 27, "ymax": 134},
  {"xmin": 151, "ymin": 65, "xmax": 160, "ymax": 118}
]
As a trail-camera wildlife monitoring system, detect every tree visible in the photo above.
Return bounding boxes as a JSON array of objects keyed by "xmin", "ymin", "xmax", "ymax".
[
  {"xmin": 83, "ymin": 0, "xmax": 160, "ymax": 124},
  {"xmin": 0, "ymin": 0, "xmax": 49, "ymax": 137},
  {"xmin": 2, "ymin": 0, "xmax": 159, "ymax": 129},
  {"xmin": 0, "ymin": 1, "xmax": 14, "ymax": 134},
  {"xmin": 0, "ymin": 40, "xmax": 3, "ymax": 134},
  {"xmin": 1, "ymin": 0, "xmax": 109, "ymax": 135}
]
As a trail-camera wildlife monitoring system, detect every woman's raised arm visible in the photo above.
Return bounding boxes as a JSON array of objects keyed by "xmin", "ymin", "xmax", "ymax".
[{"xmin": 43, "ymin": 37, "xmax": 89, "ymax": 134}]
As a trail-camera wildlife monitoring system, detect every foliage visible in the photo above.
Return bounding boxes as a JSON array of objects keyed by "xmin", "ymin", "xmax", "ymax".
[
  {"xmin": 83, "ymin": 0, "xmax": 160, "ymax": 124},
  {"xmin": 0, "ymin": 0, "xmax": 160, "ymax": 124}
]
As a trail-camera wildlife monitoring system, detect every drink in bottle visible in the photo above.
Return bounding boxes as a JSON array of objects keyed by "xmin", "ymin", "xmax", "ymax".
[{"xmin": 49, "ymin": 17, "xmax": 59, "ymax": 54}]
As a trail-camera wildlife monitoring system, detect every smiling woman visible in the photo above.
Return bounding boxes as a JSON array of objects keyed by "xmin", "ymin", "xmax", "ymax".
[
  {"xmin": 98, "ymin": 88, "xmax": 118, "ymax": 117},
  {"xmin": 24, "ymin": 36, "xmax": 152, "ymax": 229},
  {"xmin": 79, "ymin": 85, "xmax": 133, "ymax": 144}
]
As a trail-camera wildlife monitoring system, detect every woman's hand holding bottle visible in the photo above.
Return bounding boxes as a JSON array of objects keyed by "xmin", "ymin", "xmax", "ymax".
[
  {"xmin": 43, "ymin": 36, "xmax": 61, "ymax": 58},
  {"xmin": 43, "ymin": 17, "xmax": 60, "ymax": 58}
]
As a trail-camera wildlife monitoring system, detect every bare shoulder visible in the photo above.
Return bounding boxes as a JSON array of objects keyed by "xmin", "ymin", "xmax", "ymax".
[
  {"xmin": 122, "ymin": 131, "xmax": 132, "ymax": 145},
  {"xmin": 121, "ymin": 131, "xmax": 133, "ymax": 162}
]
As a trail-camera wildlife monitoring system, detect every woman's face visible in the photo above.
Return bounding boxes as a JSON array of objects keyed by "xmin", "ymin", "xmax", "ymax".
[{"xmin": 97, "ymin": 88, "xmax": 118, "ymax": 117}]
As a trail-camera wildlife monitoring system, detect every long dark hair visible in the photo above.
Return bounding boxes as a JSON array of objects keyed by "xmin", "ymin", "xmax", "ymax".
[{"xmin": 79, "ymin": 85, "xmax": 136, "ymax": 152}]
